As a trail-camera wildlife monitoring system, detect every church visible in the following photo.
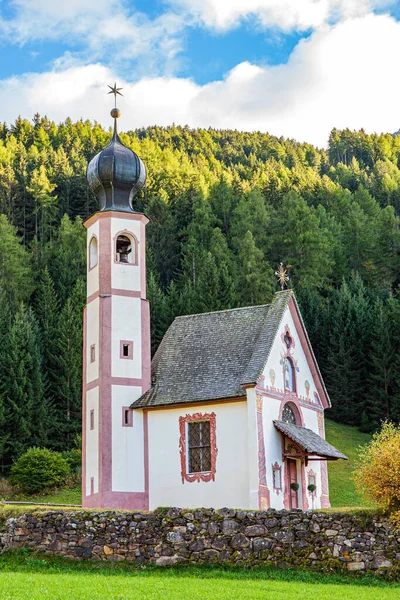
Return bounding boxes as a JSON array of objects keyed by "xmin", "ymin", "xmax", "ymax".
[{"xmin": 82, "ymin": 101, "xmax": 347, "ymax": 513}]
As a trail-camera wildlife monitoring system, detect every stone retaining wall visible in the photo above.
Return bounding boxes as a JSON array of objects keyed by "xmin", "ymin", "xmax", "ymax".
[{"xmin": 1, "ymin": 508, "xmax": 399, "ymax": 572}]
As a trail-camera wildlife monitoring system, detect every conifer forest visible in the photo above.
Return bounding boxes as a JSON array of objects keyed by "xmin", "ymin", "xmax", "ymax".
[{"xmin": 1, "ymin": 115, "xmax": 400, "ymax": 470}]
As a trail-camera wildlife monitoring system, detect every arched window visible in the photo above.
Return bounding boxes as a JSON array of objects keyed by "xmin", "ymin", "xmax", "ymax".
[
  {"xmin": 89, "ymin": 236, "xmax": 98, "ymax": 269},
  {"xmin": 284, "ymin": 357, "xmax": 295, "ymax": 392},
  {"xmin": 115, "ymin": 233, "xmax": 136, "ymax": 264},
  {"xmin": 282, "ymin": 403, "xmax": 296, "ymax": 425}
]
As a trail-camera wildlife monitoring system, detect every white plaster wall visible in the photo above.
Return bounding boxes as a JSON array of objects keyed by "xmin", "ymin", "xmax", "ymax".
[
  {"xmin": 86, "ymin": 297, "xmax": 99, "ymax": 384},
  {"xmin": 246, "ymin": 388, "xmax": 262, "ymax": 509},
  {"xmin": 259, "ymin": 304, "xmax": 329, "ymax": 510},
  {"xmin": 262, "ymin": 307, "xmax": 323, "ymax": 419},
  {"xmin": 148, "ymin": 402, "xmax": 249, "ymax": 510},
  {"xmin": 111, "ymin": 296, "xmax": 142, "ymax": 379},
  {"xmin": 261, "ymin": 394, "xmax": 286, "ymax": 510},
  {"xmin": 86, "ymin": 387, "xmax": 99, "ymax": 495},
  {"xmin": 110, "ymin": 218, "xmax": 141, "ymax": 292},
  {"xmin": 87, "ymin": 219, "xmax": 99, "ymax": 298},
  {"xmin": 112, "ymin": 385, "xmax": 145, "ymax": 492}
]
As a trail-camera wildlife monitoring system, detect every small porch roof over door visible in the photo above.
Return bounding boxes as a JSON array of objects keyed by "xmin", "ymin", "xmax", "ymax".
[{"xmin": 273, "ymin": 420, "xmax": 348, "ymax": 460}]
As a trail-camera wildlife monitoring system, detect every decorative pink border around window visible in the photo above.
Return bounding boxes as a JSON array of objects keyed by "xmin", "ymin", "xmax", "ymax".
[
  {"xmin": 114, "ymin": 230, "xmax": 139, "ymax": 266},
  {"xmin": 272, "ymin": 462, "xmax": 282, "ymax": 494},
  {"xmin": 122, "ymin": 406, "xmax": 133, "ymax": 427},
  {"xmin": 281, "ymin": 324, "xmax": 295, "ymax": 351},
  {"xmin": 90, "ymin": 409, "xmax": 95, "ymax": 431},
  {"xmin": 120, "ymin": 340, "xmax": 134, "ymax": 360},
  {"xmin": 179, "ymin": 412, "xmax": 218, "ymax": 484},
  {"xmin": 90, "ymin": 344, "xmax": 96, "ymax": 363}
]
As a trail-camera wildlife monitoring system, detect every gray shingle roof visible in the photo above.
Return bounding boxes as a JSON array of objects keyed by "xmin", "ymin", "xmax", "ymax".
[
  {"xmin": 132, "ymin": 291, "xmax": 291, "ymax": 409},
  {"xmin": 273, "ymin": 420, "xmax": 348, "ymax": 460}
]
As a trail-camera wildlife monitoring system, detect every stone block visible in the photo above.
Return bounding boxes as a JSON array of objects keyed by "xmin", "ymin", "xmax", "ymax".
[
  {"xmin": 245, "ymin": 525, "xmax": 267, "ymax": 537},
  {"xmin": 347, "ymin": 562, "xmax": 365, "ymax": 571}
]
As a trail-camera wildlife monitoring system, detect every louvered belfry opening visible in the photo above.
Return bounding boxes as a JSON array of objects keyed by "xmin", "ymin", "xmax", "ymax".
[{"xmin": 188, "ymin": 421, "xmax": 211, "ymax": 473}]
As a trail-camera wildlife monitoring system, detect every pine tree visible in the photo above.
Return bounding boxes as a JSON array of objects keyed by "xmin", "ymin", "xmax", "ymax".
[
  {"xmin": 52, "ymin": 279, "xmax": 85, "ymax": 450},
  {"xmin": 33, "ymin": 267, "xmax": 60, "ymax": 405},
  {"xmin": 237, "ymin": 231, "xmax": 274, "ymax": 306},
  {"xmin": 1, "ymin": 304, "xmax": 49, "ymax": 467}
]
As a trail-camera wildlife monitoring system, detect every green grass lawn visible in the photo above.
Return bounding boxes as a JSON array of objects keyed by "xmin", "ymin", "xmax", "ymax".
[
  {"xmin": 1, "ymin": 484, "xmax": 82, "ymax": 506},
  {"xmin": 325, "ymin": 419, "xmax": 372, "ymax": 508},
  {"xmin": 0, "ymin": 552, "xmax": 398, "ymax": 600}
]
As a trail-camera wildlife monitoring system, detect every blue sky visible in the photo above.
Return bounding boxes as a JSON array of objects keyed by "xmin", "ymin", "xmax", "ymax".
[{"xmin": 1, "ymin": 0, "xmax": 400, "ymax": 146}]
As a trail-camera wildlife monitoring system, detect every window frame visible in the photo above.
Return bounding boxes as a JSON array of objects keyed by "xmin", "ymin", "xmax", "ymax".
[
  {"xmin": 114, "ymin": 231, "xmax": 138, "ymax": 266},
  {"xmin": 284, "ymin": 356, "xmax": 296, "ymax": 393},
  {"xmin": 122, "ymin": 406, "xmax": 133, "ymax": 428},
  {"xmin": 179, "ymin": 412, "xmax": 218, "ymax": 484},
  {"xmin": 88, "ymin": 235, "xmax": 98, "ymax": 271},
  {"xmin": 272, "ymin": 462, "xmax": 282, "ymax": 493},
  {"xmin": 120, "ymin": 340, "xmax": 133, "ymax": 360}
]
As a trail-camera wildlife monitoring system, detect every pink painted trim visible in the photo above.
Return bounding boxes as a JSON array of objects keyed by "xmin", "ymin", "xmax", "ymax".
[
  {"xmin": 179, "ymin": 412, "xmax": 218, "ymax": 484},
  {"xmin": 278, "ymin": 395, "xmax": 305, "ymax": 426},
  {"xmin": 256, "ymin": 396, "xmax": 270, "ymax": 509},
  {"xmin": 122, "ymin": 406, "xmax": 133, "ymax": 427},
  {"xmin": 87, "ymin": 290, "xmax": 100, "ymax": 305},
  {"xmin": 141, "ymin": 299, "xmax": 151, "ymax": 392},
  {"xmin": 140, "ymin": 219, "xmax": 147, "ymax": 300},
  {"xmin": 84, "ymin": 211, "xmax": 149, "ymax": 228},
  {"xmin": 90, "ymin": 409, "xmax": 95, "ymax": 431},
  {"xmin": 114, "ymin": 229, "xmax": 139, "ymax": 266},
  {"xmin": 143, "ymin": 411, "xmax": 149, "ymax": 507},
  {"xmin": 288, "ymin": 296, "xmax": 330, "ymax": 409},
  {"xmin": 82, "ymin": 307, "xmax": 87, "ymax": 502},
  {"xmin": 281, "ymin": 323, "xmax": 296, "ymax": 351},
  {"xmin": 120, "ymin": 340, "xmax": 134, "ymax": 360},
  {"xmin": 86, "ymin": 379, "xmax": 99, "ymax": 391},
  {"xmin": 111, "ymin": 289, "xmax": 142, "ymax": 298},
  {"xmin": 90, "ymin": 344, "xmax": 96, "ymax": 363},
  {"xmin": 111, "ymin": 377, "xmax": 143, "ymax": 387},
  {"xmin": 88, "ymin": 234, "xmax": 98, "ymax": 271}
]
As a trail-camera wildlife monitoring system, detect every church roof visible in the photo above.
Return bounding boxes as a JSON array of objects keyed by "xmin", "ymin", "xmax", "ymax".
[
  {"xmin": 131, "ymin": 291, "xmax": 291, "ymax": 409},
  {"xmin": 273, "ymin": 420, "xmax": 348, "ymax": 460}
]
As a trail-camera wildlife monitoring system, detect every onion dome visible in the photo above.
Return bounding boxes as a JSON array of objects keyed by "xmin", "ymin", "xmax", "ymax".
[{"xmin": 87, "ymin": 106, "xmax": 146, "ymax": 212}]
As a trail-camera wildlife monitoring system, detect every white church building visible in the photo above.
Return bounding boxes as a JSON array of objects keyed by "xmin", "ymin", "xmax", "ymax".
[{"xmin": 82, "ymin": 106, "xmax": 347, "ymax": 513}]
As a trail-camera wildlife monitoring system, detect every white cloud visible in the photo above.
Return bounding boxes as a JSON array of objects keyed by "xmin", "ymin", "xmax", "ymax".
[
  {"xmin": 1, "ymin": 14, "xmax": 400, "ymax": 147},
  {"xmin": 0, "ymin": 0, "xmax": 186, "ymax": 76},
  {"xmin": 168, "ymin": 0, "xmax": 394, "ymax": 31}
]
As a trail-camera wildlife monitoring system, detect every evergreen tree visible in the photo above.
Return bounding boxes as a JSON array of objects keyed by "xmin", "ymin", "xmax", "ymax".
[
  {"xmin": 52, "ymin": 279, "xmax": 85, "ymax": 450},
  {"xmin": 1, "ymin": 305, "xmax": 49, "ymax": 467}
]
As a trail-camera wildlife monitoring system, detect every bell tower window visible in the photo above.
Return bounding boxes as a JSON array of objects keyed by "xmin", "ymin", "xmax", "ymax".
[
  {"xmin": 116, "ymin": 233, "xmax": 136, "ymax": 264},
  {"xmin": 89, "ymin": 236, "xmax": 98, "ymax": 269}
]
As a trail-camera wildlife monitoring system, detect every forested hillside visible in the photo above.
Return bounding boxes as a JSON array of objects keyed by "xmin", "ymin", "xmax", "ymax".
[{"xmin": 1, "ymin": 116, "xmax": 400, "ymax": 470}]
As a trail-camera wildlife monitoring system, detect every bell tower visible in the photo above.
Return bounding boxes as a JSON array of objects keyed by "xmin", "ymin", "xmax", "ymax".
[{"xmin": 82, "ymin": 85, "xmax": 150, "ymax": 509}]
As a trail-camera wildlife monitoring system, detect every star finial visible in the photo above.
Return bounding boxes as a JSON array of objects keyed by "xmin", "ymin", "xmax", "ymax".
[
  {"xmin": 275, "ymin": 263, "xmax": 290, "ymax": 290},
  {"xmin": 107, "ymin": 82, "xmax": 123, "ymax": 108}
]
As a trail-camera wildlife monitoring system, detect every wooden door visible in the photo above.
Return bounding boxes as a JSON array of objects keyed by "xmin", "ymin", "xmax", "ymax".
[{"xmin": 287, "ymin": 459, "xmax": 298, "ymax": 509}]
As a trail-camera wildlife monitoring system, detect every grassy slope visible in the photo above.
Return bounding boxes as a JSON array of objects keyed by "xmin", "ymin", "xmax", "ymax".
[
  {"xmin": 0, "ymin": 553, "xmax": 399, "ymax": 600},
  {"xmin": 325, "ymin": 419, "xmax": 372, "ymax": 508}
]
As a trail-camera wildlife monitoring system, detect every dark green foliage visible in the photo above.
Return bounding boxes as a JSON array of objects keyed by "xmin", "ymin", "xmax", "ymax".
[
  {"xmin": 2, "ymin": 116, "xmax": 400, "ymax": 465},
  {"xmin": 9, "ymin": 447, "xmax": 70, "ymax": 493}
]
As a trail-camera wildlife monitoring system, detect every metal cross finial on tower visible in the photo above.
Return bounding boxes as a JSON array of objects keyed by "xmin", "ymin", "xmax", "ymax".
[
  {"xmin": 107, "ymin": 83, "xmax": 123, "ymax": 134},
  {"xmin": 275, "ymin": 263, "xmax": 290, "ymax": 290},
  {"xmin": 108, "ymin": 82, "xmax": 123, "ymax": 108}
]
